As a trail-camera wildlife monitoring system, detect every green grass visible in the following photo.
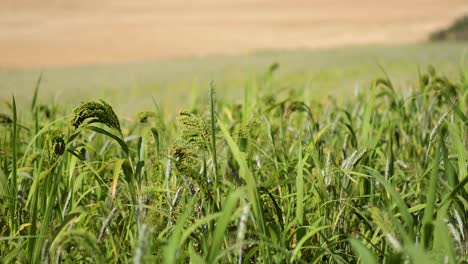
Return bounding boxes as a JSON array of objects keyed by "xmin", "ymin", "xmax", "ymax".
[
  {"xmin": 0, "ymin": 44, "xmax": 467, "ymax": 263},
  {"xmin": 1, "ymin": 43, "xmax": 466, "ymax": 117}
]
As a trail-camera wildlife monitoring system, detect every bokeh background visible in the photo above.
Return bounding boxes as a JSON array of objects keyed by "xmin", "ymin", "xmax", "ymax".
[{"xmin": 1, "ymin": 0, "xmax": 468, "ymax": 116}]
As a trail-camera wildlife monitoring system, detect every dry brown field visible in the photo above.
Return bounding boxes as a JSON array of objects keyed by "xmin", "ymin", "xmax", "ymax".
[{"xmin": 1, "ymin": 0, "xmax": 468, "ymax": 68}]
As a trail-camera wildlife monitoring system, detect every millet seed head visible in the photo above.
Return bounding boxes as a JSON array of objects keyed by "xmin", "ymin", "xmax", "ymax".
[
  {"xmin": 176, "ymin": 110, "xmax": 210, "ymax": 149},
  {"xmin": 71, "ymin": 100, "xmax": 121, "ymax": 132},
  {"xmin": 0, "ymin": 113, "xmax": 12, "ymax": 124},
  {"xmin": 48, "ymin": 129, "xmax": 66, "ymax": 157}
]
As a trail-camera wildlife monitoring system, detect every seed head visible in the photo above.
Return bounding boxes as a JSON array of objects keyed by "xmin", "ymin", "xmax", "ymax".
[
  {"xmin": 239, "ymin": 118, "xmax": 261, "ymax": 139},
  {"xmin": 420, "ymin": 74, "xmax": 430, "ymax": 87},
  {"xmin": 169, "ymin": 142, "xmax": 210, "ymax": 193},
  {"xmin": 0, "ymin": 113, "xmax": 12, "ymax": 124},
  {"xmin": 176, "ymin": 110, "xmax": 210, "ymax": 149},
  {"xmin": 48, "ymin": 130, "xmax": 66, "ymax": 158},
  {"xmin": 427, "ymin": 65, "xmax": 436, "ymax": 77},
  {"xmin": 169, "ymin": 142, "xmax": 199, "ymax": 177},
  {"xmin": 137, "ymin": 111, "xmax": 158, "ymax": 124},
  {"xmin": 284, "ymin": 101, "xmax": 312, "ymax": 118},
  {"xmin": 71, "ymin": 100, "xmax": 121, "ymax": 132}
]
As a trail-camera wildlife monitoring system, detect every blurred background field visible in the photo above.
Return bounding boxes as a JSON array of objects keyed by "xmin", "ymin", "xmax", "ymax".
[
  {"xmin": 1, "ymin": 0, "xmax": 468, "ymax": 118},
  {"xmin": 2, "ymin": 0, "xmax": 467, "ymax": 68},
  {"xmin": 1, "ymin": 43, "xmax": 467, "ymax": 118}
]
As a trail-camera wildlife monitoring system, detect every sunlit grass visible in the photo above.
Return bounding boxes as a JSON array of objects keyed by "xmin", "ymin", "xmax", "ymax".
[{"xmin": 0, "ymin": 53, "xmax": 467, "ymax": 263}]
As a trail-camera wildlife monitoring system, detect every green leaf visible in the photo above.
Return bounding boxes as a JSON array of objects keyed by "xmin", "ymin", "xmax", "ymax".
[
  {"xmin": 349, "ymin": 238, "xmax": 378, "ymax": 264},
  {"xmin": 296, "ymin": 144, "xmax": 305, "ymax": 242},
  {"xmin": 218, "ymin": 118, "xmax": 270, "ymax": 262},
  {"xmin": 207, "ymin": 191, "xmax": 241, "ymax": 263},
  {"xmin": 164, "ymin": 195, "xmax": 197, "ymax": 264},
  {"xmin": 86, "ymin": 125, "xmax": 129, "ymax": 154}
]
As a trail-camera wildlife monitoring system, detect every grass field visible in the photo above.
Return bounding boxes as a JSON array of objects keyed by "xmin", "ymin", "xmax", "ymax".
[
  {"xmin": 0, "ymin": 42, "xmax": 467, "ymax": 262},
  {"xmin": 2, "ymin": 43, "xmax": 467, "ymax": 118}
]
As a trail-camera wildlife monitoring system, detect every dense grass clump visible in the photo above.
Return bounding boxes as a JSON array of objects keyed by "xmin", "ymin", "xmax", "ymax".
[{"xmin": 0, "ymin": 65, "xmax": 467, "ymax": 263}]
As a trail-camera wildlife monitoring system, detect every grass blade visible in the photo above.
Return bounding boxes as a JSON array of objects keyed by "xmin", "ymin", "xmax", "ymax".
[
  {"xmin": 349, "ymin": 238, "xmax": 378, "ymax": 264},
  {"xmin": 207, "ymin": 191, "xmax": 241, "ymax": 263}
]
